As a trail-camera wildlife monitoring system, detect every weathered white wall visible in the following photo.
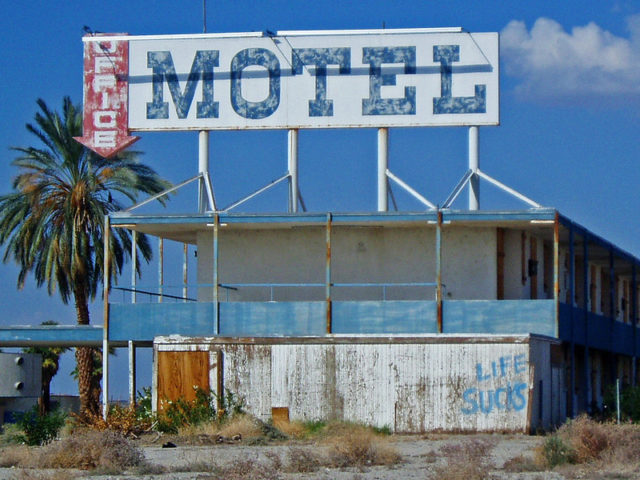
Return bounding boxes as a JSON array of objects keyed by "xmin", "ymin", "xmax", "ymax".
[
  {"xmin": 269, "ymin": 341, "xmax": 538, "ymax": 432},
  {"xmin": 197, "ymin": 225, "xmax": 499, "ymax": 301}
]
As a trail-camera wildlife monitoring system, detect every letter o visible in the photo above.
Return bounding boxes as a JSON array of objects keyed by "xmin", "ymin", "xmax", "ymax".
[{"xmin": 230, "ymin": 48, "xmax": 280, "ymax": 119}]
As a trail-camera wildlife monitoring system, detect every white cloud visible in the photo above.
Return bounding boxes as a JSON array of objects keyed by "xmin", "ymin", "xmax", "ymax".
[{"xmin": 501, "ymin": 16, "xmax": 640, "ymax": 104}]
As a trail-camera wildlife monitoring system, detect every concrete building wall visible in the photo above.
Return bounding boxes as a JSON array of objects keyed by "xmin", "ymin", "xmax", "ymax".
[{"xmin": 197, "ymin": 225, "xmax": 499, "ymax": 302}]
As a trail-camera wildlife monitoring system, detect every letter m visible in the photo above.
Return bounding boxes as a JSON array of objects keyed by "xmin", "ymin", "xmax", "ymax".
[{"xmin": 146, "ymin": 50, "xmax": 219, "ymax": 119}]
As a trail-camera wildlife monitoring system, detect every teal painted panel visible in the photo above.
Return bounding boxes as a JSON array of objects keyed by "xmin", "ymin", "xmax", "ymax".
[
  {"xmin": 109, "ymin": 303, "xmax": 214, "ymax": 341},
  {"xmin": 332, "ymin": 301, "xmax": 437, "ymax": 334},
  {"xmin": 0, "ymin": 326, "xmax": 103, "ymax": 346},
  {"xmin": 442, "ymin": 300, "xmax": 556, "ymax": 336},
  {"xmin": 219, "ymin": 302, "xmax": 325, "ymax": 336}
]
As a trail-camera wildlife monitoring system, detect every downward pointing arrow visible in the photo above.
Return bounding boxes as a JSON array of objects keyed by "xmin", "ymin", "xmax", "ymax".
[{"xmin": 74, "ymin": 34, "xmax": 139, "ymax": 158}]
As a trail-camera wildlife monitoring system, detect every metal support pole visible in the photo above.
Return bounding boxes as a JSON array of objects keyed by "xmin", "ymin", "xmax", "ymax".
[
  {"xmin": 436, "ymin": 210, "xmax": 443, "ymax": 333},
  {"xmin": 632, "ymin": 264, "xmax": 637, "ymax": 386},
  {"xmin": 213, "ymin": 213, "xmax": 219, "ymax": 335},
  {"xmin": 583, "ymin": 234, "xmax": 592, "ymax": 409},
  {"xmin": 610, "ymin": 249, "xmax": 616, "ymax": 383},
  {"xmin": 199, "ymin": 131, "xmax": 209, "ymax": 213},
  {"xmin": 377, "ymin": 128, "xmax": 388, "ymax": 212},
  {"xmin": 102, "ymin": 216, "xmax": 111, "ymax": 420},
  {"xmin": 128, "ymin": 341, "xmax": 136, "ymax": 407},
  {"xmin": 183, "ymin": 243, "xmax": 188, "ymax": 301},
  {"xmin": 158, "ymin": 238, "xmax": 163, "ymax": 303},
  {"xmin": 131, "ymin": 230, "xmax": 137, "ymax": 303},
  {"xmin": 288, "ymin": 129, "xmax": 298, "ymax": 213},
  {"xmin": 569, "ymin": 225, "xmax": 576, "ymax": 415},
  {"xmin": 326, "ymin": 213, "xmax": 332, "ymax": 334},
  {"xmin": 468, "ymin": 126, "xmax": 479, "ymax": 210}
]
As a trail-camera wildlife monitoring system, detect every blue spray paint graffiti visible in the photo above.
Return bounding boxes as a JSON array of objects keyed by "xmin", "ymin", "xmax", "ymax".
[{"xmin": 461, "ymin": 354, "xmax": 528, "ymax": 415}]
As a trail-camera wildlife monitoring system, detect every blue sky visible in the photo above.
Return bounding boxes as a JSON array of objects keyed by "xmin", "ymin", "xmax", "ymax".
[{"xmin": 0, "ymin": 1, "xmax": 639, "ymax": 399}]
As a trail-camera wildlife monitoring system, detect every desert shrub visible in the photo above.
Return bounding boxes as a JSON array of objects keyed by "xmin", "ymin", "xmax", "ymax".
[
  {"xmin": 434, "ymin": 438, "xmax": 495, "ymax": 480},
  {"xmin": 285, "ymin": 447, "xmax": 322, "ymax": 472},
  {"xmin": 78, "ymin": 403, "xmax": 153, "ymax": 437},
  {"xmin": 157, "ymin": 387, "xmax": 246, "ymax": 434},
  {"xmin": 559, "ymin": 415, "xmax": 609, "ymax": 463},
  {"xmin": 13, "ymin": 406, "xmax": 67, "ymax": 446},
  {"xmin": 0, "ymin": 445, "xmax": 34, "ymax": 468},
  {"xmin": 548, "ymin": 415, "xmax": 640, "ymax": 471},
  {"xmin": 324, "ymin": 423, "xmax": 400, "ymax": 467},
  {"xmin": 502, "ymin": 454, "xmax": 543, "ymax": 472},
  {"xmin": 538, "ymin": 435, "xmax": 576, "ymax": 469},
  {"xmin": 38, "ymin": 429, "xmax": 143, "ymax": 471},
  {"xmin": 603, "ymin": 384, "xmax": 640, "ymax": 423},
  {"xmin": 301, "ymin": 420, "xmax": 327, "ymax": 436},
  {"xmin": 212, "ymin": 457, "xmax": 282, "ymax": 480}
]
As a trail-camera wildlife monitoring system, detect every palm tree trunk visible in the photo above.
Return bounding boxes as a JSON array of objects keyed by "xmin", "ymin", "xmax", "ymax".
[{"xmin": 74, "ymin": 287, "xmax": 101, "ymax": 418}]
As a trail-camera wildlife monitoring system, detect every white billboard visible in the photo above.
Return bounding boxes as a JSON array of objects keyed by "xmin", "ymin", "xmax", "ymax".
[{"xmin": 87, "ymin": 28, "xmax": 499, "ymax": 131}]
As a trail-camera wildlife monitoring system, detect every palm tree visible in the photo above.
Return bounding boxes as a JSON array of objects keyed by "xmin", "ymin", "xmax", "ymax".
[{"xmin": 0, "ymin": 97, "xmax": 170, "ymax": 418}]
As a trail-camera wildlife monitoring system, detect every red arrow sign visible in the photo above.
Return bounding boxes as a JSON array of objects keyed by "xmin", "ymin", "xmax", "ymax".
[{"xmin": 74, "ymin": 35, "xmax": 139, "ymax": 158}]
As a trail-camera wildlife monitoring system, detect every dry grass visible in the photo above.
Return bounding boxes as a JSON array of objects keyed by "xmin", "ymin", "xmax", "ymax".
[
  {"xmin": 322, "ymin": 422, "xmax": 401, "ymax": 468},
  {"xmin": 502, "ymin": 454, "xmax": 543, "ymax": 472},
  {"xmin": 433, "ymin": 437, "xmax": 496, "ymax": 480},
  {"xmin": 273, "ymin": 419, "xmax": 306, "ymax": 439},
  {"xmin": 0, "ymin": 445, "xmax": 36, "ymax": 468},
  {"xmin": 211, "ymin": 458, "xmax": 282, "ymax": 480},
  {"xmin": 284, "ymin": 446, "xmax": 323, "ymax": 472},
  {"xmin": 176, "ymin": 414, "xmax": 264, "ymax": 441},
  {"xmin": 216, "ymin": 414, "xmax": 264, "ymax": 439},
  {"xmin": 8, "ymin": 470, "xmax": 78, "ymax": 480},
  {"xmin": 37, "ymin": 429, "xmax": 143, "ymax": 471}
]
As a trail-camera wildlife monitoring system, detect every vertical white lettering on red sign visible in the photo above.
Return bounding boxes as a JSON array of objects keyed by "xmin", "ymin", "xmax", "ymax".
[{"xmin": 74, "ymin": 35, "xmax": 139, "ymax": 157}]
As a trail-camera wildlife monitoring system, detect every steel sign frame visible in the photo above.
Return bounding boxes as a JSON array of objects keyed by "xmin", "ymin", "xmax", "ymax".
[{"xmin": 83, "ymin": 28, "xmax": 499, "ymax": 132}]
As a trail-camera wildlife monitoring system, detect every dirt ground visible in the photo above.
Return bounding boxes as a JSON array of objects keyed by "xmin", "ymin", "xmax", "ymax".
[
  {"xmin": 0, "ymin": 433, "xmax": 596, "ymax": 480},
  {"xmin": 3, "ymin": 432, "xmax": 639, "ymax": 479}
]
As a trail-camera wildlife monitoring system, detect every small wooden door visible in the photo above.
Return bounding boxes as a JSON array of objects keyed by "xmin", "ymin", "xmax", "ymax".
[{"xmin": 156, "ymin": 350, "xmax": 211, "ymax": 409}]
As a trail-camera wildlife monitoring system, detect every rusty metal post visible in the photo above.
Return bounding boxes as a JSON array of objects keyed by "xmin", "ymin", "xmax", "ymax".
[
  {"xmin": 102, "ymin": 215, "xmax": 111, "ymax": 420},
  {"xmin": 326, "ymin": 213, "xmax": 332, "ymax": 334},
  {"xmin": 436, "ymin": 210, "xmax": 443, "ymax": 333}
]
